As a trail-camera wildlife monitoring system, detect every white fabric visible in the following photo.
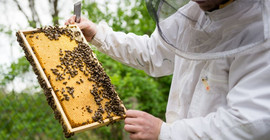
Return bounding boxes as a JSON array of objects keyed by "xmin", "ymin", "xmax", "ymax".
[
  {"xmin": 157, "ymin": 0, "xmax": 268, "ymax": 60},
  {"xmin": 90, "ymin": 0, "xmax": 270, "ymax": 139}
]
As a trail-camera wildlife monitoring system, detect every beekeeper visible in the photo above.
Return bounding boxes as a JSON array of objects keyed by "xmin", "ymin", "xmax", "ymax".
[{"xmin": 66, "ymin": 0, "xmax": 270, "ymax": 139}]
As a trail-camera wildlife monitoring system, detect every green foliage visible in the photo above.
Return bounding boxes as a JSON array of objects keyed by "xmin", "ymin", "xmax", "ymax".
[
  {"xmin": 1, "ymin": 57, "xmax": 30, "ymax": 86},
  {"xmin": 53, "ymin": 16, "xmax": 64, "ymax": 25},
  {"xmin": 0, "ymin": 24, "xmax": 12, "ymax": 36},
  {"xmin": 82, "ymin": 1, "xmax": 106, "ymax": 23},
  {"xmin": 28, "ymin": 21, "xmax": 37, "ymax": 28},
  {"xmin": 0, "ymin": 91, "xmax": 63, "ymax": 140},
  {"xmin": 0, "ymin": 91, "xmax": 103, "ymax": 140}
]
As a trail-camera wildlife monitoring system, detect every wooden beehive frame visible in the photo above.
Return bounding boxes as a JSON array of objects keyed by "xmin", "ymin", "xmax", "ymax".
[{"xmin": 17, "ymin": 25, "xmax": 125, "ymax": 136}]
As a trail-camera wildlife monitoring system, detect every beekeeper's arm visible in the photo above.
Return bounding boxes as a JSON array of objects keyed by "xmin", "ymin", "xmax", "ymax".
[
  {"xmin": 159, "ymin": 50, "xmax": 270, "ymax": 140},
  {"xmin": 92, "ymin": 22, "xmax": 175, "ymax": 77},
  {"xmin": 66, "ymin": 16, "xmax": 174, "ymax": 77}
]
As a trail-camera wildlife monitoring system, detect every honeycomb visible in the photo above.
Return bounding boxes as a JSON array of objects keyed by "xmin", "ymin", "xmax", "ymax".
[{"xmin": 16, "ymin": 25, "xmax": 126, "ymax": 138}]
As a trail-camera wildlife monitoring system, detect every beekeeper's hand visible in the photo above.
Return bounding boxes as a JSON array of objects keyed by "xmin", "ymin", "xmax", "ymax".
[
  {"xmin": 65, "ymin": 15, "xmax": 97, "ymax": 42},
  {"xmin": 124, "ymin": 110, "xmax": 163, "ymax": 140}
]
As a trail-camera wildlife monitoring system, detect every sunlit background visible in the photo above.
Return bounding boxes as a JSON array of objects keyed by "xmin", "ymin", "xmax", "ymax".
[{"xmin": 0, "ymin": 0, "xmax": 171, "ymax": 139}]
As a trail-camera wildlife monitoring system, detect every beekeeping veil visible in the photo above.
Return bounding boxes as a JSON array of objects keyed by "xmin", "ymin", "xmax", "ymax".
[{"xmin": 145, "ymin": 0, "xmax": 270, "ymax": 60}]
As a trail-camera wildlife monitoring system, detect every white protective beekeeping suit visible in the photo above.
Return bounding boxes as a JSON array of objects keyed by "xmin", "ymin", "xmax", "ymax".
[{"xmin": 91, "ymin": 0, "xmax": 270, "ymax": 139}]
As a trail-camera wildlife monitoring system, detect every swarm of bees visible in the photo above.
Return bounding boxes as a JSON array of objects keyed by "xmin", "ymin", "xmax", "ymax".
[{"xmin": 16, "ymin": 25, "xmax": 125, "ymax": 138}]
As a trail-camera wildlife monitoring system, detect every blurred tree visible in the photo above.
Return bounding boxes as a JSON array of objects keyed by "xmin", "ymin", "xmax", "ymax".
[
  {"xmin": 0, "ymin": 57, "xmax": 30, "ymax": 86},
  {"xmin": 13, "ymin": 0, "xmax": 41, "ymax": 28},
  {"xmin": 12, "ymin": 0, "xmax": 60, "ymax": 27},
  {"xmin": 0, "ymin": 0, "xmax": 63, "ymax": 88},
  {"xmin": 49, "ymin": 0, "xmax": 60, "ymax": 25}
]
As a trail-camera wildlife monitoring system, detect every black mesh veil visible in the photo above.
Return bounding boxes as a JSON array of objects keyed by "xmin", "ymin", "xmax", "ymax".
[
  {"xmin": 145, "ymin": 0, "xmax": 190, "ymax": 47},
  {"xmin": 144, "ymin": 0, "xmax": 268, "ymax": 60},
  {"xmin": 145, "ymin": 0, "xmax": 189, "ymax": 21}
]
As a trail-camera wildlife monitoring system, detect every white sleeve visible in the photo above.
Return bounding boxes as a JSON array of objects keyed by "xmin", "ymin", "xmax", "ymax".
[
  {"xmin": 159, "ymin": 50, "xmax": 270, "ymax": 140},
  {"xmin": 90, "ymin": 21, "xmax": 175, "ymax": 77}
]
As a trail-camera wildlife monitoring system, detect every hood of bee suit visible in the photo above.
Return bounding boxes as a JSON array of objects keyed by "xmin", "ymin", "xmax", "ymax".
[{"xmin": 145, "ymin": 0, "xmax": 270, "ymax": 60}]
